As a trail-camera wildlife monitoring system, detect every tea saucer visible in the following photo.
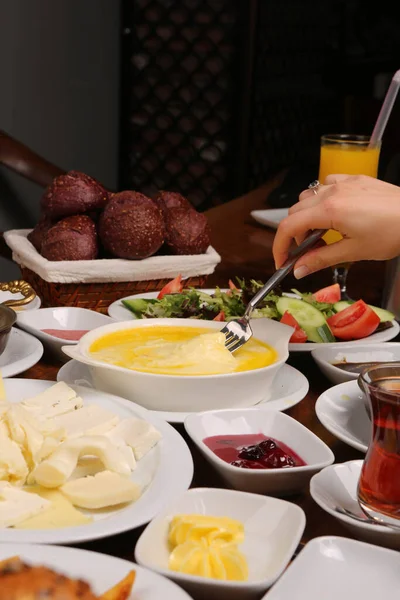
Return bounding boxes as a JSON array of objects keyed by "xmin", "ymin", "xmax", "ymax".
[
  {"xmin": 310, "ymin": 460, "xmax": 400, "ymax": 550},
  {"xmin": 315, "ymin": 380, "xmax": 370, "ymax": 452},
  {"xmin": 0, "ymin": 328, "xmax": 43, "ymax": 377},
  {"xmin": 57, "ymin": 361, "xmax": 309, "ymax": 424}
]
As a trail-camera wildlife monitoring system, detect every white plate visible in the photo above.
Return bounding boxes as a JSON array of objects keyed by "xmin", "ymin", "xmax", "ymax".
[
  {"xmin": 0, "ymin": 328, "xmax": 43, "ymax": 377},
  {"xmin": 135, "ymin": 487, "xmax": 305, "ymax": 600},
  {"xmin": 0, "ymin": 543, "xmax": 193, "ymax": 600},
  {"xmin": 310, "ymin": 461, "xmax": 400, "ymax": 550},
  {"xmin": 315, "ymin": 380, "xmax": 370, "ymax": 452},
  {"xmin": 261, "ymin": 535, "xmax": 400, "ymax": 600},
  {"xmin": 250, "ymin": 208, "xmax": 289, "ymax": 229},
  {"xmin": 108, "ymin": 290, "xmax": 400, "ymax": 351},
  {"xmin": 0, "ymin": 378, "xmax": 193, "ymax": 544},
  {"xmin": 0, "ymin": 289, "xmax": 41, "ymax": 311},
  {"xmin": 57, "ymin": 361, "xmax": 309, "ymax": 424}
]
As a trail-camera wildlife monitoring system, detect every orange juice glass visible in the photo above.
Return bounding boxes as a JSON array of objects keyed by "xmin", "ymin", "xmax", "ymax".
[{"xmin": 318, "ymin": 134, "xmax": 381, "ymax": 297}]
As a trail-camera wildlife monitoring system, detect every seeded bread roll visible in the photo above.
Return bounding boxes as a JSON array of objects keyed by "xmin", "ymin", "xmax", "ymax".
[
  {"xmin": 154, "ymin": 190, "xmax": 192, "ymax": 216},
  {"xmin": 98, "ymin": 191, "xmax": 165, "ymax": 259},
  {"xmin": 41, "ymin": 215, "xmax": 98, "ymax": 261},
  {"xmin": 28, "ymin": 216, "xmax": 55, "ymax": 252},
  {"xmin": 41, "ymin": 171, "xmax": 108, "ymax": 219},
  {"xmin": 164, "ymin": 207, "xmax": 211, "ymax": 255}
]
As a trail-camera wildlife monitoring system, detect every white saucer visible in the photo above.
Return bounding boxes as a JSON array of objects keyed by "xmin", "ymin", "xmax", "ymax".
[
  {"xmin": 57, "ymin": 361, "xmax": 309, "ymax": 424},
  {"xmin": 0, "ymin": 328, "xmax": 43, "ymax": 377},
  {"xmin": 251, "ymin": 208, "xmax": 288, "ymax": 229},
  {"xmin": 0, "ymin": 289, "xmax": 41, "ymax": 311},
  {"xmin": 315, "ymin": 380, "xmax": 370, "ymax": 452}
]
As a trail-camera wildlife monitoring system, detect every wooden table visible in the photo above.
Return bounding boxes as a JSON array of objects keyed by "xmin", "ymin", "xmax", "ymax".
[{"xmin": 12, "ymin": 179, "xmax": 393, "ymax": 586}]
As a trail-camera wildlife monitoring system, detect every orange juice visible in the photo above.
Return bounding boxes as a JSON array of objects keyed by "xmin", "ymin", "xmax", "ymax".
[{"xmin": 318, "ymin": 136, "xmax": 381, "ymax": 245}]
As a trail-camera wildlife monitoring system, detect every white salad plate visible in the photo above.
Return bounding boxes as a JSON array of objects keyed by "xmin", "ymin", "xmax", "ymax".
[
  {"xmin": 57, "ymin": 361, "xmax": 309, "ymax": 424},
  {"xmin": 0, "ymin": 289, "xmax": 41, "ymax": 311},
  {"xmin": 310, "ymin": 461, "xmax": 400, "ymax": 550},
  {"xmin": 250, "ymin": 208, "xmax": 288, "ymax": 229},
  {"xmin": 260, "ymin": 535, "xmax": 400, "ymax": 600},
  {"xmin": 0, "ymin": 328, "xmax": 43, "ymax": 377},
  {"xmin": 315, "ymin": 380, "xmax": 370, "ymax": 453},
  {"xmin": 0, "ymin": 378, "xmax": 193, "ymax": 544},
  {"xmin": 0, "ymin": 543, "xmax": 193, "ymax": 600},
  {"xmin": 16, "ymin": 307, "xmax": 115, "ymax": 362},
  {"xmin": 107, "ymin": 290, "xmax": 400, "ymax": 352},
  {"xmin": 135, "ymin": 487, "xmax": 305, "ymax": 600}
]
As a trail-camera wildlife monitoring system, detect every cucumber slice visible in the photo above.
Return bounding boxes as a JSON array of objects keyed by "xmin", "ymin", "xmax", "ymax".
[
  {"xmin": 333, "ymin": 301, "xmax": 394, "ymax": 323},
  {"xmin": 122, "ymin": 298, "xmax": 157, "ymax": 317},
  {"xmin": 276, "ymin": 297, "xmax": 335, "ymax": 343}
]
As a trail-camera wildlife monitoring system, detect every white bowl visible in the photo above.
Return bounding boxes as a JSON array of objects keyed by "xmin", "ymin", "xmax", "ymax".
[
  {"xmin": 310, "ymin": 460, "xmax": 400, "ymax": 550},
  {"xmin": 17, "ymin": 307, "xmax": 115, "ymax": 361},
  {"xmin": 184, "ymin": 409, "xmax": 334, "ymax": 495},
  {"xmin": 311, "ymin": 342, "xmax": 400, "ymax": 385},
  {"xmin": 62, "ymin": 317, "xmax": 293, "ymax": 413},
  {"xmin": 135, "ymin": 487, "xmax": 306, "ymax": 600},
  {"xmin": 260, "ymin": 535, "xmax": 400, "ymax": 600}
]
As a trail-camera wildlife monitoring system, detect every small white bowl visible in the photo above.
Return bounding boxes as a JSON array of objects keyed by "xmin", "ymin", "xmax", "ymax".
[
  {"xmin": 311, "ymin": 342, "xmax": 400, "ymax": 385},
  {"xmin": 135, "ymin": 487, "xmax": 306, "ymax": 600},
  {"xmin": 184, "ymin": 409, "xmax": 334, "ymax": 495},
  {"xmin": 62, "ymin": 317, "xmax": 293, "ymax": 413},
  {"xmin": 17, "ymin": 307, "xmax": 115, "ymax": 361},
  {"xmin": 310, "ymin": 460, "xmax": 400, "ymax": 550}
]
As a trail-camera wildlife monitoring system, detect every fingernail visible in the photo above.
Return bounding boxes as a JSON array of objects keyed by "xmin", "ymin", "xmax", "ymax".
[{"xmin": 294, "ymin": 266, "xmax": 310, "ymax": 279}]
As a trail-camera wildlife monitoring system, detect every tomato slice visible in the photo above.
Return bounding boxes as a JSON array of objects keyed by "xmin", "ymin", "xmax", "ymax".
[
  {"xmin": 327, "ymin": 299, "xmax": 380, "ymax": 340},
  {"xmin": 313, "ymin": 283, "xmax": 341, "ymax": 304},
  {"xmin": 228, "ymin": 279, "xmax": 238, "ymax": 290},
  {"xmin": 280, "ymin": 311, "xmax": 307, "ymax": 343},
  {"xmin": 213, "ymin": 310, "xmax": 226, "ymax": 321},
  {"xmin": 157, "ymin": 274, "xmax": 183, "ymax": 299}
]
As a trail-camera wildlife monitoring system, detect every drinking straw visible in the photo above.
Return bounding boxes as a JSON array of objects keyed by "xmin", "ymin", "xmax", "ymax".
[{"xmin": 369, "ymin": 69, "xmax": 400, "ymax": 147}]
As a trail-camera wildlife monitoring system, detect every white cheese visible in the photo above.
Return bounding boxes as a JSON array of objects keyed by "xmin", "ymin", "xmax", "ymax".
[
  {"xmin": 0, "ymin": 421, "xmax": 28, "ymax": 484},
  {"xmin": 21, "ymin": 382, "xmax": 83, "ymax": 418},
  {"xmin": 61, "ymin": 470, "xmax": 141, "ymax": 509},
  {"xmin": 106, "ymin": 417, "xmax": 161, "ymax": 460},
  {"xmin": 53, "ymin": 405, "xmax": 119, "ymax": 439},
  {"xmin": 0, "ymin": 481, "xmax": 51, "ymax": 527}
]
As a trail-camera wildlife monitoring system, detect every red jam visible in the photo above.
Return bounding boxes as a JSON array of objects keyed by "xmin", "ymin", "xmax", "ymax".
[
  {"xmin": 41, "ymin": 329, "xmax": 89, "ymax": 341},
  {"xmin": 203, "ymin": 434, "xmax": 306, "ymax": 469}
]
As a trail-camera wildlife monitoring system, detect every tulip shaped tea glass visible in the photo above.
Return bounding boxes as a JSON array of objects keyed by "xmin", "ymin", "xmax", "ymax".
[{"xmin": 358, "ymin": 363, "xmax": 400, "ymax": 528}]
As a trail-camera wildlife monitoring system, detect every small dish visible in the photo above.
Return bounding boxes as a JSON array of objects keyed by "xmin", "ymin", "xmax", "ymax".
[
  {"xmin": 310, "ymin": 461, "xmax": 400, "ymax": 550},
  {"xmin": 261, "ymin": 535, "xmax": 400, "ymax": 600},
  {"xmin": 17, "ymin": 307, "xmax": 114, "ymax": 361},
  {"xmin": 250, "ymin": 208, "xmax": 289, "ymax": 230},
  {"xmin": 135, "ymin": 487, "xmax": 305, "ymax": 600},
  {"xmin": 184, "ymin": 409, "xmax": 334, "ymax": 495},
  {"xmin": 311, "ymin": 342, "xmax": 400, "ymax": 385},
  {"xmin": 0, "ymin": 328, "xmax": 43, "ymax": 377},
  {"xmin": 0, "ymin": 287, "xmax": 41, "ymax": 311},
  {"xmin": 62, "ymin": 317, "xmax": 293, "ymax": 413},
  {"xmin": 0, "ymin": 304, "xmax": 17, "ymax": 356},
  {"xmin": 315, "ymin": 380, "xmax": 370, "ymax": 452},
  {"xmin": 57, "ymin": 361, "xmax": 309, "ymax": 423}
]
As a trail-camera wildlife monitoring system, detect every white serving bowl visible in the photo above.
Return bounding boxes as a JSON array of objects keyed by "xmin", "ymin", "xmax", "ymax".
[
  {"xmin": 310, "ymin": 460, "xmax": 400, "ymax": 550},
  {"xmin": 311, "ymin": 342, "xmax": 400, "ymax": 385},
  {"xmin": 135, "ymin": 487, "xmax": 305, "ymax": 600},
  {"xmin": 17, "ymin": 307, "xmax": 115, "ymax": 362},
  {"xmin": 62, "ymin": 317, "xmax": 293, "ymax": 413},
  {"xmin": 184, "ymin": 408, "xmax": 334, "ymax": 495}
]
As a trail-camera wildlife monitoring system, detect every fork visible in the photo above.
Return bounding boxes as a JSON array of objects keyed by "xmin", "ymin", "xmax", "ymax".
[{"xmin": 221, "ymin": 228, "xmax": 326, "ymax": 352}]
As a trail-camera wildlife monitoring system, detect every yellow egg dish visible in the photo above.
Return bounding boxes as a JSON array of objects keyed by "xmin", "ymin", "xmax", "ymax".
[{"xmin": 89, "ymin": 326, "xmax": 277, "ymax": 376}]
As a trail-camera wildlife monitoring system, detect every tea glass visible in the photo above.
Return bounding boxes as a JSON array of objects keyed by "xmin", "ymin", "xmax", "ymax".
[{"xmin": 358, "ymin": 363, "xmax": 400, "ymax": 528}]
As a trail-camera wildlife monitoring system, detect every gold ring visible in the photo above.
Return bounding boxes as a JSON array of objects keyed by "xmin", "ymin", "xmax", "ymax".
[{"xmin": 308, "ymin": 180, "xmax": 321, "ymax": 195}]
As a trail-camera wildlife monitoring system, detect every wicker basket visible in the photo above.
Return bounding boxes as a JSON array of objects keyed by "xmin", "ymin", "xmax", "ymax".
[{"xmin": 21, "ymin": 267, "xmax": 208, "ymax": 314}]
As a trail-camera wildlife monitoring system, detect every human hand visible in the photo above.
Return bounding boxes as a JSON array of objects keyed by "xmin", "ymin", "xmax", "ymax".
[{"xmin": 272, "ymin": 174, "xmax": 400, "ymax": 279}]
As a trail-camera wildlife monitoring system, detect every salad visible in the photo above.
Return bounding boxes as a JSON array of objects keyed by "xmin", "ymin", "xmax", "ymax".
[{"xmin": 121, "ymin": 275, "xmax": 395, "ymax": 344}]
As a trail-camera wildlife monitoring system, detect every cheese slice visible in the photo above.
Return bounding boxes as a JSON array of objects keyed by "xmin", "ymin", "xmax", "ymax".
[
  {"xmin": 0, "ymin": 371, "xmax": 6, "ymax": 401},
  {"xmin": 15, "ymin": 486, "xmax": 92, "ymax": 529},
  {"xmin": 21, "ymin": 382, "xmax": 83, "ymax": 418},
  {"xmin": 106, "ymin": 418, "xmax": 162, "ymax": 460},
  {"xmin": 53, "ymin": 405, "xmax": 119, "ymax": 439},
  {"xmin": 0, "ymin": 422, "xmax": 28, "ymax": 484},
  {"xmin": 0, "ymin": 482, "xmax": 50, "ymax": 527},
  {"xmin": 61, "ymin": 471, "xmax": 141, "ymax": 509}
]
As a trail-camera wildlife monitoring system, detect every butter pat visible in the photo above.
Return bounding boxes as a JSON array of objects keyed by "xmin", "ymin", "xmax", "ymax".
[
  {"xmin": 53, "ymin": 405, "xmax": 119, "ymax": 439},
  {"xmin": 21, "ymin": 382, "xmax": 83, "ymax": 418},
  {"xmin": 15, "ymin": 486, "xmax": 92, "ymax": 529},
  {"xmin": 106, "ymin": 417, "xmax": 161, "ymax": 460},
  {"xmin": 0, "ymin": 482, "xmax": 50, "ymax": 527},
  {"xmin": 61, "ymin": 470, "xmax": 141, "ymax": 509}
]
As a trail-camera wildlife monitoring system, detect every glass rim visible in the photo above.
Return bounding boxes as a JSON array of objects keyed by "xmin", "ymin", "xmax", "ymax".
[
  {"xmin": 359, "ymin": 362, "xmax": 400, "ymax": 398},
  {"xmin": 321, "ymin": 134, "xmax": 381, "ymax": 148}
]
